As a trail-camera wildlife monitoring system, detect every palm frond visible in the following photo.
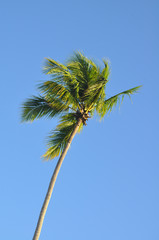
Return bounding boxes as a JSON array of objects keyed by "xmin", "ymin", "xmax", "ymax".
[
  {"xmin": 44, "ymin": 58, "xmax": 78, "ymax": 86},
  {"xmin": 100, "ymin": 59, "xmax": 110, "ymax": 80},
  {"xmin": 21, "ymin": 95, "xmax": 69, "ymax": 122},
  {"xmin": 43, "ymin": 58, "xmax": 80, "ymax": 106},
  {"xmin": 83, "ymin": 60, "xmax": 109, "ymax": 106},
  {"xmin": 43, "ymin": 113, "xmax": 83, "ymax": 160},
  {"xmin": 67, "ymin": 52, "xmax": 101, "ymax": 100},
  {"xmin": 96, "ymin": 85, "xmax": 142, "ymax": 118},
  {"xmin": 82, "ymin": 78, "xmax": 107, "ymax": 104},
  {"xmin": 43, "ymin": 58, "xmax": 68, "ymax": 75},
  {"xmin": 38, "ymin": 81, "xmax": 79, "ymax": 109}
]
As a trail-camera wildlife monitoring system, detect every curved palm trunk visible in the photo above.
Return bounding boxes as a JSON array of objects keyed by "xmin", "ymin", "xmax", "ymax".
[{"xmin": 32, "ymin": 118, "xmax": 82, "ymax": 240}]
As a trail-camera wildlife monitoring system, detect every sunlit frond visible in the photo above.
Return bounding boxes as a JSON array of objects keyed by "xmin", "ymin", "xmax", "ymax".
[
  {"xmin": 82, "ymin": 78, "xmax": 107, "ymax": 105},
  {"xmin": 96, "ymin": 85, "xmax": 142, "ymax": 118},
  {"xmin": 44, "ymin": 58, "xmax": 80, "ymax": 104},
  {"xmin": 67, "ymin": 52, "xmax": 101, "ymax": 100},
  {"xmin": 43, "ymin": 58, "xmax": 68, "ymax": 75},
  {"xmin": 43, "ymin": 113, "xmax": 83, "ymax": 160},
  {"xmin": 38, "ymin": 81, "xmax": 78, "ymax": 109},
  {"xmin": 21, "ymin": 95, "xmax": 69, "ymax": 122},
  {"xmin": 101, "ymin": 59, "xmax": 110, "ymax": 80}
]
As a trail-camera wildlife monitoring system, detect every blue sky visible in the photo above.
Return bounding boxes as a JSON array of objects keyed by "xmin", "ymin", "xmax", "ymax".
[{"xmin": 1, "ymin": 0, "xmax": 159, "ymax": 239}]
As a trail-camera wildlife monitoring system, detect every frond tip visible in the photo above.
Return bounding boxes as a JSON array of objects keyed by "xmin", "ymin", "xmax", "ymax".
[
  {"xmin": 96, "ymin": 85, "xmax": 142, "ymax": 118},
  {"xmin": 43, "ymin": 113, "xmax": 83, "ymax": 160},
  {"xmin": 43, "ymin": 58, "xmax": 68, "ymax": 75}
]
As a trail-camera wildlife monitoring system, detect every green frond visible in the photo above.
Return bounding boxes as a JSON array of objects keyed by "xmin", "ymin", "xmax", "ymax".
[
  {"xmin": 94, "ymin": 87, "xmax": 106, "ymax": 114},
  {"xmin": 67, "ymin": 51, "xmax": 101, "ymax": 100},
  {"xmin": 59, "ymin": 112, "xmax": 83, "ymax": 133},
  {"xmin": 87, "ymin": 86, "xmax": 105, "ymax": 112},
  {"xmin": 101, "ymin": 59, "xmax": 110, "ymax": 80},
  {"xmin": 21, "ymin": 95, "xmax": 69, "ymax": 122},
  {"xmin": 38, "ymin": 80, "xmax": 79, "ymax": 109},
  {"xmin": 44, "ymin": 57, "xmax": 78, "ymax": 87},
  {"xmin": 82, "ymin": 78, "xmax": 107, "ymax": 103},
  {"xmin": 67, "ymin": 52, "xmax": 89, "ymax": 88},
  {"xmin": 61, "ymin": 75, "xmax": 80, "ymax": 106},
  {"xmin": 96, "ymin": 85, "xmax": 142, "ymax": 118},
  {"xmin": 43, "ymin": 58, "xmax": 80, "ymax": 107},
  {"xmin": 43, "ymin": 113, "xmax": 83, "ymax": 160},
  {"xmin": 43, "ymin": 58, "xmax": 68, "ymax": 75},
  {"xmin": 78, "ymin": 122, "xmax": 83, "ymax": 133}
]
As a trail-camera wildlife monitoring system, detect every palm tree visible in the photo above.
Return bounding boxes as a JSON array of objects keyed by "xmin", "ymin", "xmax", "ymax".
[{"xmin": 21, "ymin": 52, "xmax": 141, "ymax": 240}]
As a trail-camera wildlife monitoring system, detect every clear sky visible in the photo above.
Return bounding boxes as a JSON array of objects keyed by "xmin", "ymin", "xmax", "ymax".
[{"xmin": 0, "ymin": 0, "xmax": 159, "ymax": 239}]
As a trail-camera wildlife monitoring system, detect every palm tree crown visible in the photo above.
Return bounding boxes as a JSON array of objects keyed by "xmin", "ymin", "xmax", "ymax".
[
  {"xmin": 22, "ymin": 52, "xmax": 141, "ymax": 240},
  {"xmin": 22, "ymin": 52, "xmax": 141, "ymax": 160}
]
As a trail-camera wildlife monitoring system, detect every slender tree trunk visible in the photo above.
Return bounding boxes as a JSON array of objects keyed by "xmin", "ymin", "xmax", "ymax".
[{"xmin": 32, "ymin": 118, "xmax": 82, "ymax": 240}]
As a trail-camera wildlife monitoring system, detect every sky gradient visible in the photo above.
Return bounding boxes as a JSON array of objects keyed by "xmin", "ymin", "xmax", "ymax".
[{"xmin": 1, "ymin": 0, "xmax": 159, "ymax": 239}]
